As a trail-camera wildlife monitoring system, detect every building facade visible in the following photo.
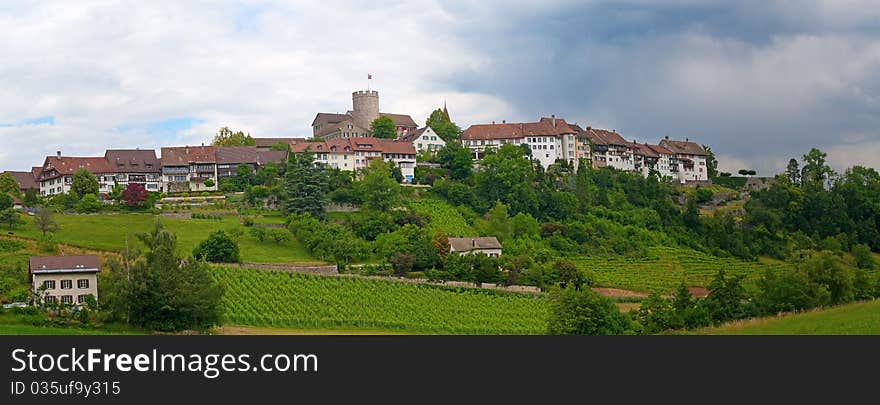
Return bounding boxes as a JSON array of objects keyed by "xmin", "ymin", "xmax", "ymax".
[
  {"xmin": 311, "ymin": 90, "xmax": 417, "ymax": 140},
  {"xmin": 104, "ymin": 149, "xmax": 162, "ymax": 192},
  {"xmin": 461, "ymin": 116, "xmax": 583, "ymax": 170},
  {"xmin": 659, "ymin": 137, "xmax": 709, "ymax": 183},
  {"xmin": 399, "ymin": 127, "xmax": 447, "ymax": 155},
  {"xmin": 29, "ymin": 255, "xmax": 99, "ymax": 306},
  {"xmin": 448, "ymin": 237, "xmax": 503, "ymax": 258},
  {"xmin": 160, "ymin": 145, "xmax": 218, "ymax": 193},
  {"xmin": 36, "ymin": 152, "xmax": 114, "ymax": 197},
  {"xmin": 290, "ymin": 137, "xmax": 417, "ymax": 182}
]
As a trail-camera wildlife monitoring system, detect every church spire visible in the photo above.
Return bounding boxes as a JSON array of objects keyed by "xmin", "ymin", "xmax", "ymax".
[{"xmin": 442, "ymin": 100, "xmax": 450, "ymax": 122}]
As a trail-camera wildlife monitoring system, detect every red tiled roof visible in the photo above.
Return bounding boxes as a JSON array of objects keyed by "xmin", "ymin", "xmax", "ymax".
[
  {"xmin": 631, "ymin": 143, "xmax": 660, "ymax": 158},
  {"xmin": 380, "ymin": 113, "xmax": 418, "ymax": 129},
  {"xmin": 311, "ymin": 113, "xmax": 350, "ymax": 127},
  {"xmin": 3, "ymin": 171, "xmax": 38, "ymax": 190},
  {"xmin": 104, "ymin": 149, "xmax": 160, "ymax": 173},
  {"xmin": 645, "ymin": 144, "xmax": 674, "ymax": 156},
  {"xmin": 216, "ymin": 147, "xmax": 259, "ymax": 164},
  {"xmin": 257, "ymin": 150, "xmax": 288, "ymax": 165},
  {"xmin": 29, "ymin": 255, "xmax": 100, "ymax": 274},
  {"xmin": 582, "ymin": 128, "xmax": 630, "ymax": 147},
  {"xmin": 160, "ymin": 146, "xmax": 216, "ymax": 166},
  {"xmin": 290, "ymin": 137, "xmax": 414, "ymax": 156},
  {"xmin": 462, "ymin": 118, "xmax": 575, "ymax": 141},
  {"xmin": 659, "ymin": 139, "xmax": 706, "ymax": 156},
  {"xmin": 377, "ymin": 139, "xmax": 417, "ymax": 155},
  {"xmin": 39, "ymin": 156, "xmax": 113, "ymax": 179},
  {"xmin": 398, "ymin": 127, "xmax": 429, "ymax": 142},
  {"xmin": 253, "ymin": 138, "xmax": 307, "ymax": 148}
]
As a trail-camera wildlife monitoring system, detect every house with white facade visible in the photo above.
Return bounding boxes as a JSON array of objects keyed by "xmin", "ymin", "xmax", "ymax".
[
  {"xmin": 581, "ymin": 128, "xmax": 635, "ymax": 171},
  {"xmin": 30, "ymin": 255, "xmax": 99, "ymax": 307},
  {"xmin": 448, "ymin": 237, "xmax": 502, "ymax": 258},
  {"xmin": 160, "ymin": 145, "xmax": 218, "ymax": 193},
  {"xmin": 290, "ymin": 137, "xmax": 418, "ymax": 183},
  {"xmin": 460, "ymin": 116, "xmax": 583, "ymax": 170},
  {"xmin": 659, "ymin": 137, "xmax": 708, "ymax": 183},
  {"xmin": 399, "ymin": 127, "xmax": 446, "ymax": 155},
  {"xmin": 104, "ymin": 149, "xmax": 162, "ymax": 192},
  {"xmin": 631, "ymin": 143, "xmax": 677, "ymax": 180},
  {"xmin": 36, "ymin": 152, "xmax": 114, "ymax": 197}
]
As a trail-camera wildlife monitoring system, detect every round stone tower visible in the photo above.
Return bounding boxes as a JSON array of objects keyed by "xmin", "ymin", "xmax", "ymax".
[{"xmin": 351, "ymin": 90, "xmax": 380, "ymax": 130}]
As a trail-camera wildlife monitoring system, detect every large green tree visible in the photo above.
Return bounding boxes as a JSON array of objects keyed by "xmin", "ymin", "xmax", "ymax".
[
  {"xmin": 283, "ymin": 151, "xmax": 329, "ymax": 218},
  {"xmin": 0, "ymin": 173, "xmax": 20, "ymax": 198},
  {"xmin": 359, "ymin": 159, "xmax": 400, "ymax": 211},
  {"xmin": 212, "ymin": 126, "xmax": 256, "ymax": 146},
  {"xmin": 547, "ymin": 285, "xmax": 631, "ymax": 335},
  {"xmin": 702, "ymin": 144, "xmax": 718, "ymax": 178},
  {"xmin": 70, "ymin": 168, "xmax": 99, "ymax": 199},
  {"xmin": 101, "ymin": 220, "xmax": 224, "ymax": 331},
  {"xmin": 425, "ymin": 108, "xmax": 462, "ymax": 143},
  {"xmin": 436, "ymin": 142, "xmax": 472, "ymax": 180},
  {"xmin": 370, "ymin": 116, "xmax": 397, "ymax": 139}
]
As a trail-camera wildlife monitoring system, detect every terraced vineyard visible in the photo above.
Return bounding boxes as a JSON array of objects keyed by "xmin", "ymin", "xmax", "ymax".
[
  {"xmin": 406, "ymin": 199, "xmax": 474, "ymax": 236},
  {"xmin": 211, "ymin": 266, "xmax": 547, "ymax": 334},
  {"xmin": 572, "ymin": 246, "xmax": 792, "ymax": 294}
]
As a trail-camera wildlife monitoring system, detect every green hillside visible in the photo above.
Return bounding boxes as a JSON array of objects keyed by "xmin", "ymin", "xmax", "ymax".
[{"xmin": 703, "ymin": 300, "xmax": 880, "ymax": 335}]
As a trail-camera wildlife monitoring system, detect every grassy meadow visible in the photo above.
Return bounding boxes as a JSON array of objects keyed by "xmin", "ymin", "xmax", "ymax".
[
  {"xmin": 9, "ymin": 213, "xmax": 315, "ymax": 264},
  {"xmin": 702, "ymin": 300, "xmax": 880, "ymax": 335}
]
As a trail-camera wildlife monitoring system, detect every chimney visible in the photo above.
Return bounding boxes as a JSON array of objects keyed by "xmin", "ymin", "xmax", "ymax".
[
  {"xmin": 502, "ymin": 120, "xmax": 506, "ymax": 124},
  {"xmin": 664, "ymin": 135, "xmax": 669, "ymax": 140},
  {"xmin": 551, "ymin": 114, "xmax": 556, "ymax": 128},
  {"xmin": 56, "ymin": 151, "xmax": 61, "ymax": 160},
  {"xmin": 471, "ymin": 239, "xmax": 476, "ymax": 248}
]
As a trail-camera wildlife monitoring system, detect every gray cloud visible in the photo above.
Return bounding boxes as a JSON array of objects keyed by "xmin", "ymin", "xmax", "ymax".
[{"xmin": 1, "ymin": 0, "xmax": 879, "ymax": 175}]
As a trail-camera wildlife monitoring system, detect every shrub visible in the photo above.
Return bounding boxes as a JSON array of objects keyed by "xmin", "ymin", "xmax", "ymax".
[
  {"xmin": 193, "ymin": 230, "xmax": 240, "ymax": 263},
  {"xmin": 852, "ymin": 244, "xmax": 875, "ymax": 270},
  {"xmin": 547, "ymin": 286, "xmax": 631, "ymax": 335},
  {"xmin": 267, "ymin": 228, "xmax": 291, "ymax": 245},
  {"xmin": 75, "ymin": 194, "xmax": 102, "ymax": 213},
  {"xmin": 249, "ymin": 227, "xmax": 267, "ymax": 242}
]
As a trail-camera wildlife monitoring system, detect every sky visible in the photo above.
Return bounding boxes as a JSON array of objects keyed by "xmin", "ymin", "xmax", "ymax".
[{"xmin": 1, "ymin": 0, "xmax": 879, "ymax": 175}]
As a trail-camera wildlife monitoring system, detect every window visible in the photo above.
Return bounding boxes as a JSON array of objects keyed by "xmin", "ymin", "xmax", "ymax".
[
  {"xmin": 61, "ymin": 280, "xmax": 72, "ymax": 289},
  {"xmin": 77, "ymin": 279, "xmax": 89, "ymax": 289},
  {"xmin": 42, "ymin": 280, "xmax": 56, "ymax": 290},
  {"xmin": 61, "ymin": 295, "xmax": 73, "ymax": 304},
  {"xmin": 44, "ymin": 296, "xmax": 57, "ymax": 304},
  {"xmin": 77, "ymin": 294, "xmax": 89, "ymax": 304}
]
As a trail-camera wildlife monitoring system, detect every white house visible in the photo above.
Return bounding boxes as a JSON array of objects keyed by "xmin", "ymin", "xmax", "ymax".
[
  {"xmin": 36, "ymin": 152, "xmax": 114, "ymax": 197},
  {"xmin": 30, "ymin": 255, "xmax": 99, "ymax": 307},
  {"xmin": 460, "ymin": 116, "xmax": 583, "ymax": 170},
  {"xmin": 399, "ymin": 127, "xmax": 446, "ymax": 155},
  {"xmin": 448, "ymin": 237, "xmax": 503, "ymax": 258},
  {"xmin": 659, "ymin": 137, "xmax": 709, "ymax": 183},
  {"xmin": 291, "ymin": 137, "xmax": 418, "ymax": 183}
]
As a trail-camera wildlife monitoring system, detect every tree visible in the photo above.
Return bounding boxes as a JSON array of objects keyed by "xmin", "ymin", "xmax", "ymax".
[
  {"xmin": 359, "ymin": 159, "xmax": 400, "ymax": 211},
  {"xmin": 702, "ymin": 145, "xmax": 718, "ymax": 178},
  {"xmin": 852, "ymin": 244, "xmax": 875, "ymax": 270},
  {"xmin": 370, "ymin": 116, "xmax": 397, "ymax": 139},
  {"xmin": 390, "ymin": 252, "xmax": 414, "ymax": 276},
  {"xmin": 34, "ymin": 207, "xmax": 59, "ymax": 237},
  {"xmin": 76, "ymin": 193, "xmax": 102, "ymax": 213},
  {"xmin": 786, "ymin": 158, "xmax": 801, "ymax": 186},
  {"xmin": 704, "ymin": 269, "xmax": 750, "ymax": 324},
  {"xmin": 203, "ymin": 178, "xmax": 215, "ymax": 188},
  {"xmin": 801, "ymin": 148, "xmax": 834, "ymax": 189},
  {"xmin": 436, "ymin": 142, "xmax": 472, "ymax": 180},
  {"xmin": 555, "ymin": 260, "xmax": 588, "ymax": 290},
  {"xmin": 108, "ymin": 181, "xmax": 123, "ymax": 204},
  {"xmin": 547, "ymin": 286, "xmax": 631, "ymax": 335},
  {"xmin": 121, "ymin": 183, "xmax": 148, "ymax": 207},
  {"xmin": 70, "ymin": 168, "xmax": 99, "ymax": 199},
  {"xmin": 425, "ymin": 108, "xmax": 462, "ymax": 143},
  {"xmin": 0, "ymin": 194, "xmax": 11, "ymax": 210},
  {"xmin": 0, "ymin": 208, "xmax": 22, "ymax": 230},
  {"xmin": 212, "ymin": 126, "xmax": 256, "ymax": 146},
  {"xmin": 0, "ymin": 173, "xmax": 20, "ymax": 198},
  {"xmin": 101, "ymin": 220, "xmax": 224, "ymax": 331},
  {"xmin": 284, "ymin": 152, "xmax": 329, "ymax": 218},
  {"xmin": 193, "ymin": 230, "xmax": 240, "ymax": 263},
  {"xmin": 683, "ymin": 197, "xmax": 700, "ymax": 229},
  {"xmin": 23, "ymin": 189, "xmax": 39, "ymax": 207}
]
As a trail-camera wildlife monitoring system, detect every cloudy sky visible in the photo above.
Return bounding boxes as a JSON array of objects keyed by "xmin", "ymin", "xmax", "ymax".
[{"xmin": 1, "ymin": 0, "xmax": 879, "ymax": 175}]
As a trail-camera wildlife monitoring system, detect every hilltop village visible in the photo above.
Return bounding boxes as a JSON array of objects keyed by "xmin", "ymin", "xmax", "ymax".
[{"xmin": 2, "ymin": 88, "xmax": 710, "ymax": 198}]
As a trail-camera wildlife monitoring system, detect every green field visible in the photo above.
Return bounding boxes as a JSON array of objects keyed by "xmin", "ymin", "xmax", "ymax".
[
  {"xmin": 407, "ymin": 199, "xmax": 474, "ymax": 236},
  {"xmin": 703, "ymin": 300, "xmax": 880, "ymax": 335},
  {"xmin": 572, "ymin": 246, "xmax": 790, "ymax": 294},
  {"xmin": 212, "ymin": 266, "xmax": 547, "ymax": 334},
  {"xmin": 10, "ymin": 213, "xmax": 315, "ymax": 264}
]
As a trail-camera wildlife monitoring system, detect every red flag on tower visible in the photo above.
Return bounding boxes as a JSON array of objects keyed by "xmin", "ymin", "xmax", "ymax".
[{"xmin": 368, "ymin": 73, "xmax": 372, "ymax": 79}]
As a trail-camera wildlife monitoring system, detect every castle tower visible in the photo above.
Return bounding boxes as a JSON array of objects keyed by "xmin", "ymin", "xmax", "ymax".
[{"xmin": 351, "ymin": 90, "xmax": 380, "ymax": 130}]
